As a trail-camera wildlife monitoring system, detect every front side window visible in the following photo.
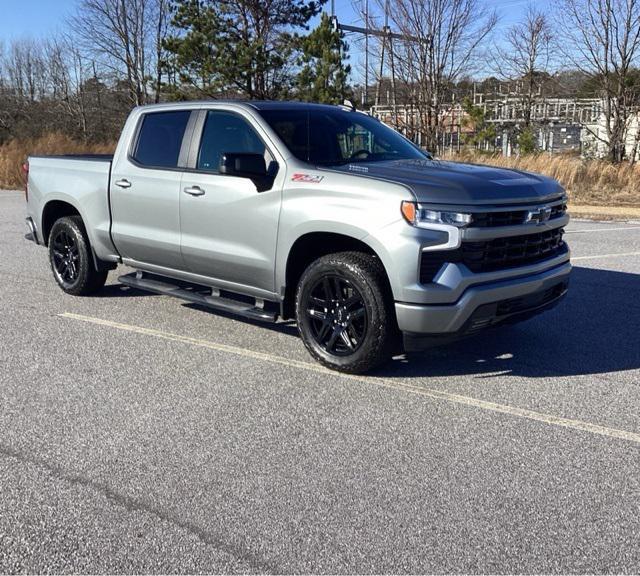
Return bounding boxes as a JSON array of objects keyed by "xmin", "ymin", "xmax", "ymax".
[
  {"xmin": 132, "ymin": 110, "xmax": 191, "ymax": 168},
  {"xmin": 197, "ymin": 111, "xmax": 270, "ymax": 172},
  {"xmin": 258, "ymin": 108, "xmax": 427, "ymax": 166}
]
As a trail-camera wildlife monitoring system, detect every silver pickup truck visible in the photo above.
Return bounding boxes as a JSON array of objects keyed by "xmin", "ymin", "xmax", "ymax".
[{"xmin": 24, "ymin": 101, "xmax": 571, "ymax": 373}]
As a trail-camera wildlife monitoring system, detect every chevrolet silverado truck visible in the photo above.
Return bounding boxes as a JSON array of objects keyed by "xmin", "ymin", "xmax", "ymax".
[{"xmin": 24, "ymin": 101, "xmax": 571, "ymax": 373}]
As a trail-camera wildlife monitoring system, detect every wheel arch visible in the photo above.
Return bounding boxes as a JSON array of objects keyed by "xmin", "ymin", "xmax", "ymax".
[
  {"xmin": 42, "ymin": 199, "xmax": 115, "ymax": 272},
  {"xmin": 281, "ymin": 231, "xmax": 394, "ymax": 319},
  {"xmin": 41, "ymin": 199, "xmax": 82, "ymax": 246}
]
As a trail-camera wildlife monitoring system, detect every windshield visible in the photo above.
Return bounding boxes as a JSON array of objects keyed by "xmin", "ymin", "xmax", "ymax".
[{"xmin": 257, "ymin": 108, "xmax": 428, "ymax": 166}]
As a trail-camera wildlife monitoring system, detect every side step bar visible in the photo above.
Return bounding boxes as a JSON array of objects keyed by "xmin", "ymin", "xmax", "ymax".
[{"xmin": 118, "ymin": 272, "xmax": 278, "ymax": 323}]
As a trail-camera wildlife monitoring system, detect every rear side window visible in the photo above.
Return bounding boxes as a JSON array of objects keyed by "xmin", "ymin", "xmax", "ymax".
[{"xmin": 133, "ymin": 111, "xmax": 191, "ymax": 168}]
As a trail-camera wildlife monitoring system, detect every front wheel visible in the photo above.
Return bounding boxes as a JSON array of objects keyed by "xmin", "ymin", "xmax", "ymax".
[
  {"xmin": 295, "ymin": 251, "xmax": 397, "ymax": 374},
  {"xmin": 48, "ymin": 216, "xmax": 108, "ymax": 295}
]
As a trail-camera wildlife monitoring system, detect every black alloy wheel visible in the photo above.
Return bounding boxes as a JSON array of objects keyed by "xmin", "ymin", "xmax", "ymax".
[
  {"xmin": 305, "ymin": 274, "xmax": 368, "ymax": 356},
  {"xmin": 51, "ymin": 228, "xmax": 80, "ymax": 286}
]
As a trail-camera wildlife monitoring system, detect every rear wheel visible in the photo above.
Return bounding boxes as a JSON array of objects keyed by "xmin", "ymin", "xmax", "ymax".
[
  {"xmin": 48, "ymin": 216, "xmax": 108, "ymax": 295},
  {"xmin": 295, "ymin": 251, "xmax": 397, "ymax": 374}
]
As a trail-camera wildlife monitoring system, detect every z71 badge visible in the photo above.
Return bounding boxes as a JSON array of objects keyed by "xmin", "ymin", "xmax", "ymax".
[{"xmin": 291, "ymin": 173, "xmax": 324, "ymax": 183}]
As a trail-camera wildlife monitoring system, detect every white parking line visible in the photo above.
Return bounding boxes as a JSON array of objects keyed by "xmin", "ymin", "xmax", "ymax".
[
  {"xmin": 59, "ymin": 312, "xmax": 640, "ymax": 446},
  {"xmin": 565, "ymin": 226, "xmax": 640, "ymax": 234},
  {"xmin": 572, "ymin": 251, "xmax": 640, "ymax": 261}
]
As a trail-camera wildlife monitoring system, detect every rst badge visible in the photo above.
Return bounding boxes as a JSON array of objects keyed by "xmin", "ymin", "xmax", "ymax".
[
  {"xmin": 526, "ymin": 206, "xmax": 553, "ymax": 224},
  {"xmin": 291, "ymin": 173, "xmax": 324, "ymax": 183}
]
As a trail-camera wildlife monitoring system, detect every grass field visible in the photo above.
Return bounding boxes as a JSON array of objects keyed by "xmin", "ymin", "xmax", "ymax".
[
  {"xmin": 2, "ymin": 134, "xmax": 639, "ymax": 210},
  {"xmin": 445, "ymin": 150, "xmax": 640, "ymax": 208}
]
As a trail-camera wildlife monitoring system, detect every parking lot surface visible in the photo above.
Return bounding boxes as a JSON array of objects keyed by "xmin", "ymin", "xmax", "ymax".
[{"xmin": 1, "ymin": 189, "xmax": 639, "ymax": 573}]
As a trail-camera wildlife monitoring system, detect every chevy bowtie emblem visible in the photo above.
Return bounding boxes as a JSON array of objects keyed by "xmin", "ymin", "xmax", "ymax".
[{"xmin": 526, "ymin": 206, "xmax": 553, "ymax": 224}]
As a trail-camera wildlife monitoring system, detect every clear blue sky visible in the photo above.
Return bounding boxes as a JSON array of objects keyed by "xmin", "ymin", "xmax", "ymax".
[
  {"xmin": 0, "ymin": 0, "xmax": 553, "ymax": 40},
  {"xmin": 0, "ymin": 0, "xmax": 77, "ymax": 40}
]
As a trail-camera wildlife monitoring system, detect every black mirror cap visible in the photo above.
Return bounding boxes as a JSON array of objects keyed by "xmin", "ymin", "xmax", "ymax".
[{"xmin": 219, "ymin": 152, "xmax": 267, "ymax": 177}]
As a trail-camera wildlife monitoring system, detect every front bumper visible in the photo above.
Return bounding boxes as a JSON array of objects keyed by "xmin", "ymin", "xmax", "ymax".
[{"xmin": 396, "ymin": 260, "xmax": 571, "ymax": 350}]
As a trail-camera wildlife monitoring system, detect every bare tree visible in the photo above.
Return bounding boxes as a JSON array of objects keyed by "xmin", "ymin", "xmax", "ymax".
[
  {"xmin": 153, "ymin": 0, "xmax": 171, "ymax": 102},
  {"xmin": 5, "ymin": 39, "xmax": 49, "ymax": 103},
  {"xmin": 0, "ymin": 32, "xmax": 133, "ymax": 144},
  {"xmin": 70, "ymin": 0, "xmax": 169, "ymax": 106},
  {"xmin": 561, "ymin": 0, "xmax": 640, "ymax": 162},
  {"xmin": 497, "ymin": 6, "xmax": 553, "ymax": 127},
  {"xmin": 375, "ymin": 0, "xmax": 497, "ymax": 152},
  {"xmin": 45, "ymin": 38, "xmax": 92, "ymax": 139}
]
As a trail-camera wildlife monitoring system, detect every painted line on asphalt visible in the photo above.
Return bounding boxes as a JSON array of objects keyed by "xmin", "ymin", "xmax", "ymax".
[
  {"xmin": 565, "ymin": 226, "xmax": 640, "ymax": 234},
  {"xmin": 572, "ymin": 251, "xmax": 640, "ymax": 261},
  {"xmin": 59, "ymin": 312, "xmax": 640, "ymax": 446}
]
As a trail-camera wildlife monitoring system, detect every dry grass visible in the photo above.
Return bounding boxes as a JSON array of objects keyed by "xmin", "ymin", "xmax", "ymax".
[
  {"xmin": 567, "ymin": 204, "xmax": 640, "ymax": 220},
  {"xmin": 0, "ymin": 133, "xmax": 115, "ymax": 190},
  {"xmin": 444, "ymin": 150, "xmax": 640, "ymax": 207}
]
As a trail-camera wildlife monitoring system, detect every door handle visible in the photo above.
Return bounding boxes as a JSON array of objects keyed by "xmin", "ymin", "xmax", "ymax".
[
  {"xmin": 184, "ymin": 186, "xmax": 205, "ymax": 196},
  {"xmin": 115, "ymin": 179, "xmax": 131, "ymax": 189}
]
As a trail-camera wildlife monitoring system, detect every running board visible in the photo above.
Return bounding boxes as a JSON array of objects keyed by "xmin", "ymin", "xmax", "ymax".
[{"xmin": 118, "ymin": 272, "xmax": 278, "ymax": 323}]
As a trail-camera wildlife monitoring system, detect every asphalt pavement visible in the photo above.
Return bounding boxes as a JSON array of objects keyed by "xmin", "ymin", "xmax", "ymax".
[{"xmin": 1, "ymin": 190, "xmax": 639, "ymax": 573}]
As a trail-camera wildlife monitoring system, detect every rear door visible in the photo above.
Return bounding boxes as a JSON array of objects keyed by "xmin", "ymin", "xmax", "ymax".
[
  {"xmin": 179, "ymin": 108, "xmax": 282, "ymax": 293},
  {"xmin": 110, "ymin": 109, "xmax": 195, "ymax": 269}
]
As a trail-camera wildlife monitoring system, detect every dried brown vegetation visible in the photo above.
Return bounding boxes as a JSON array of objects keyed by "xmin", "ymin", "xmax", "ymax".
[
  {"xmin": 447, "ymin": 151, "xmax": 640, "ymax": 207},
  {"xmin": 0, "ymin": 134, "xmax": 115, "ymax": 190}
]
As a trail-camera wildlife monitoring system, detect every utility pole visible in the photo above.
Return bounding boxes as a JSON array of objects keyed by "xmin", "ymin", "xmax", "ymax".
[
  {"xmin": 363, "ymin": 0, "xmax": 369, "ymax": 108},
  {"xmin": 331, "ymin": 3, "xmax": 430, "ymax": 113},
  {"xmin": 450, "ymin": 93, "xmax": 455, "ymax": 156},
  {"xmin": 374, "ymin": 24, "xmax": 386, "ymax": 108},
  {"xmin": 382, "ymin": 0, "xmax": 398, "ymax": 127}
]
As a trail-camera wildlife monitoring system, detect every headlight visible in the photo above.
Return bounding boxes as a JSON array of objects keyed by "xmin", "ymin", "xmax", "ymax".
[{"xmin": 401, "ymin": 201, "xmax": 473, "ymax": 228}]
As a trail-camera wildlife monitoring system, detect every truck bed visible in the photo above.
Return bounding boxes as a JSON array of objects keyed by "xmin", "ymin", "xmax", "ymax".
[{"xmin": 27, "ymin": 154, "xmax": 117, "ymax": 259}]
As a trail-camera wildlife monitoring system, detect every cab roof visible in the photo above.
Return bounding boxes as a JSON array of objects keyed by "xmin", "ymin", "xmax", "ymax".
[{"xmin": 135, "ymin": 100, "xmax": 355, "ymax": 113}]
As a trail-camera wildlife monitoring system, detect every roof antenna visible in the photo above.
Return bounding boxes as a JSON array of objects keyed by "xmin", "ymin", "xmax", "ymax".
[{"xmin": 342, "ymin": 99, "xmax": 356, "ymax": 111}]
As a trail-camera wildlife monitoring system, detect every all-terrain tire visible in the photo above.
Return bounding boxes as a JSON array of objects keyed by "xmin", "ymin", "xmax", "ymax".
[
  {"xmin": 295, "ymin": 251, "xmax": 398, "ymax": 374},
  {"xmin": 48, "ymin": 215, "xmax": 108, "ymax": 296}
]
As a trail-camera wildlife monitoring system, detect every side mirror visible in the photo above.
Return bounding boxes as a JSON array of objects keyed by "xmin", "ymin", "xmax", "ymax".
[
  {"xmin": 219, "ymin": 152, "xmax": 275, "ymax": 192},
  {"xmin": 219, "ymin": 152, "xmax": 267, "ymax": 178}
]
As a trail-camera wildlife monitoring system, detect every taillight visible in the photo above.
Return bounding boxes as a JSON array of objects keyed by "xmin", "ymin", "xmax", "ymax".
[{"xmin": 22, "ymin": 161, "xmax": 29, "ymax": 202}]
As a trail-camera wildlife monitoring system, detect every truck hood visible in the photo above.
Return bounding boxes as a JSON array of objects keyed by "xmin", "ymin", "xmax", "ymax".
[{"xmin": 328, "ymin": 158, "xmax": 563, "ymax": 206}]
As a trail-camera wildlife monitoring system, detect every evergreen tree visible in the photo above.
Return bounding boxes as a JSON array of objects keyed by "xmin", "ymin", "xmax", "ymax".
[
  {"xmin": 296, "ymin": 13, "xmax": 351, "ymax": 104},
  {"xmin": 164, "ymin": 0, "xmax": 324, "ymax": 99},
  {"xmin": 163, "ymin": 0, "xmax": 223, "ymax": 98},
  {"xmin": 517, "ymin": 127, "xmax": 537, "ymax": 154},
  {"xmin": 461, "ymin": 97, "xmax": 496, "ymax": 149}
]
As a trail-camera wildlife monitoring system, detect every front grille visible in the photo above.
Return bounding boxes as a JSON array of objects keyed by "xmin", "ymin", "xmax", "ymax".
[
  {"xmin": 420, "ymin": 228, "xmax": 567, "ymax": 282},
  {"xmin": 462, "ymin": 228, "xmax": 566, "ymax": 272},
  {"xmin": 470, "ymin": 203, "xmax": 567, "ymax": 227},
  {"xmin": 471, "ymin": 210, "xmax": 528, "ymax": 227}
]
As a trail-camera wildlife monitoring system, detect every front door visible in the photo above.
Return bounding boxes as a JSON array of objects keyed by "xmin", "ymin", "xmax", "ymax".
[
  {"xmin": 179, "ymin": 109, "xmax": 281, "ymax": 293},
  {"xmin": 110, "ymin": 109, "xmax": 193, "ymax": 270}
]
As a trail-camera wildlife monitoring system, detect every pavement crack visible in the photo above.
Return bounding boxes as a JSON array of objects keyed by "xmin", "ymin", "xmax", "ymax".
[{"xmin": 0, "ymin": 442, "xmax": 278, "ymax": 574}]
